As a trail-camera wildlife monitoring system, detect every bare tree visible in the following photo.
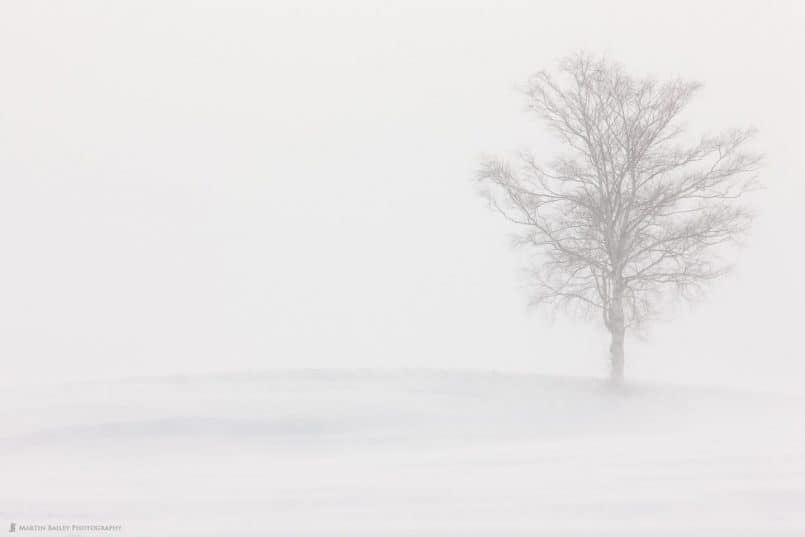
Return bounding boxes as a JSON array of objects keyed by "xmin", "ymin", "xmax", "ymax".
[{"xmin": 478, "ymin": 53, "xmax": 761, "ymax": 384}]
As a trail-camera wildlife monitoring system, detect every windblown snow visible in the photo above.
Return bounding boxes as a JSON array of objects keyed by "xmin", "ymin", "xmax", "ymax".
[{"xmin": 1, "ymin": 369, "xmax": 803, "ymax": 536}]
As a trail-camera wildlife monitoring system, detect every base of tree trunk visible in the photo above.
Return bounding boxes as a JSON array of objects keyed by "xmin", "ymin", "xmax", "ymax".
[{"xmin": 610, "ymin": 361, "xmax": 624, "ymax": 385}]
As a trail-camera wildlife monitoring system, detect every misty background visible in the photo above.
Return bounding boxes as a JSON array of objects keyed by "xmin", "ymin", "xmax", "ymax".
[{"xmin": 1, "ymin": 0, "xmax": 803, "ymax": 391}]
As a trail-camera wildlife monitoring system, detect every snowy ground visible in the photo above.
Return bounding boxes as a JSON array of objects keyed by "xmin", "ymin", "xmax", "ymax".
[{"xmin": 1, "ymin": 369, "xmax": 804, "ymax": 536}]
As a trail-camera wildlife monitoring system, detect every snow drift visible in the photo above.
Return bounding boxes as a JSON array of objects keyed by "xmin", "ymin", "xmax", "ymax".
[{"xmin": 1, "ymin": 369, "xmax": 803, "ymax": 536}]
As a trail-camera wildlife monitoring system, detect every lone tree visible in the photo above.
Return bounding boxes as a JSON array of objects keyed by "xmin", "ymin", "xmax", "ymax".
[{"xmin": 478, "ymin": 54, "xmax": 761, "ymax": 384}]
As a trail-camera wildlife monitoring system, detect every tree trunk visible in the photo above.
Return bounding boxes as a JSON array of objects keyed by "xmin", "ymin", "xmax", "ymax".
[
  {"xmin": 608, "ymin": 288, "xmax": 625, "ymax": 385},
  {"xmin": 609, "ymin": 322, "xmax": 625, "ymax": 385}
]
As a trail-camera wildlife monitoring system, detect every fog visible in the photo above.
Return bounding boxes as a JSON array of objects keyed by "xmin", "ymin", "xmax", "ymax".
[
  {"xmin": 1, "ymin": 1, "xmax": 804, "ymax": 535},
  {"xmin": 1, "ymin": 0, "xmax": 803, "ymax": 390}
]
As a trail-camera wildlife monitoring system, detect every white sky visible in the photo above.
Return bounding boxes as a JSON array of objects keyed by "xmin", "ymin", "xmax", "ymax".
[{"xmin": 0, "ymin": 0, "xmax": 803, "ymax": 391}]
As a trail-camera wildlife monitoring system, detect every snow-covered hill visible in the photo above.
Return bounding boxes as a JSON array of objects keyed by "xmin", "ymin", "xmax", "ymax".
[{"xmin": 1, "ymin": 369, "xmax": 803, "ymax": 536}]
